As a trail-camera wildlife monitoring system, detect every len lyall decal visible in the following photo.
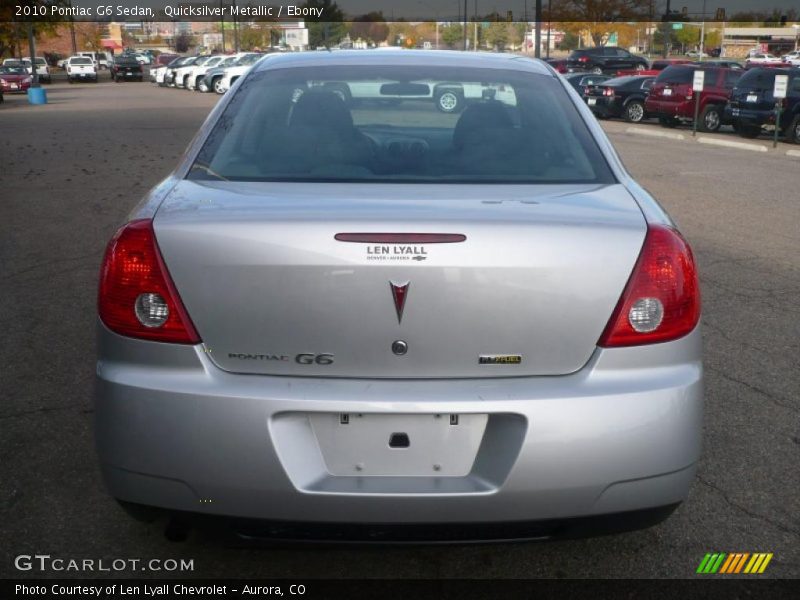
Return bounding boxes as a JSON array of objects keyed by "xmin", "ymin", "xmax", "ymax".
[{"xmin": 696, "ymin": 552, "xmax": 773, "ymax": 574}]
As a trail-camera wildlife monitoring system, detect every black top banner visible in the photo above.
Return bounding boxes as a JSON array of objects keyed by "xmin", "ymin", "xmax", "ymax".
[{"xmin": 5, "ymin": 0, "xmax": 800, "ymax": 23}]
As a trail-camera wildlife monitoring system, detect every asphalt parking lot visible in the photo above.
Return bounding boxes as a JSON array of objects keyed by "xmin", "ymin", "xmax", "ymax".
[{"xmin": 1, "ymin": 79, "xmax": 798, "ymax": 579}]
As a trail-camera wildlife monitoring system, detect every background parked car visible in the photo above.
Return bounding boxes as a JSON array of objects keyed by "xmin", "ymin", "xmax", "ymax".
[
  {"xmin": 21, "ymin": 57, "xmax": 51, "ymax": 83},
  {"xmin": 184, "ymin": 55, "xmax": 227, "ymax": 90},
  {"xmin": 585, "ymin": 75, "xmax": 655, "ymax": 122},
  {"xmin": 66, "ymin": 56, "xmax": 97, "ymax": 83},
  {"xmin": 216, "ymin": 53, "xmax": 264, "ymax": 94},
  {"xmin": 566, "ymin": 47, "xmax": 649, "ymax": 74},
  {"xmin": 725, "ymin": 67, "xmax": 800, "ymax": 143},
  {"xmin": 544, "ymin": 57, "xmax": 569, "ymax": 73},
  {"xmin": 175, "ymin": 55, "xmax": 215, "ymax": 89},
  {"xmin": 198, "ymin": 53, "xmax": 248, "ymax": 93},
  {"xmin": 650, "ymin": 58, "xmax": 694, "ymax": 71},
  {"xmin": 163, "ymin": 56, "xmax": 198, "ymax": 87},
  {"xmin": 782, "ymin": 51, "xmax": 800, "ymax": 66},
  {"xmin": 77, "ymin": 51, "xmax": 109, "ymax": 69},
  {"xmin": 110, "ymin": 55, "xmax": 144, "ymax": 82},
  {"xmin": 646, "ymin": 65, "xmax": 742, "ymax": 132},
  {"xmin": 694, "ymin": 60, "xmax": 744, "ymax": 70},
  {"xmin": 0, "ymin": 65, "xmax": 32, "ymax": 93},
  {"xmin": 562, "ymin": 72, "xmax": 611, "ymax": 98},
  {"xmin": 745, "ymin": 53, "xmax": 783, "ymax": 68}
]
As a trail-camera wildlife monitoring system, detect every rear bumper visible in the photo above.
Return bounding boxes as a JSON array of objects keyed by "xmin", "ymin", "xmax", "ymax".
[
  {"xmin": 724, "ymin": 106, "xmax": 772, "ymax": 126},
  {"xmin": 95, "ymin": 322, "xmax": 703, "ymax": 529},
  {"xmin": 588, "ymin": 98, "xmax": 623, "ymax": 118},
  {"xmin": 645, "ymin": 99, "xmax": 691, "ymax": 119}
]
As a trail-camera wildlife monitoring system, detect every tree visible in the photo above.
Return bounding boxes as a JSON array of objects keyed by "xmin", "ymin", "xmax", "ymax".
[
  {"xmin": 349, "ymin": 12, "xmax": 389, "ymax": 45},
  {"xmin": 675, "ymin": 26, "xmax": 700, "ymax": 53},
  {"xmin": 302, "ymin": 0, "xmax": 348, "ymax": 48},
  {"xmin": 440, "ymin": 23, "xmax": 464, "ymax": 49},
  {"xmin": 556, "ymin": 1, "xmax": 652, "ymax": 46},
  {"xmin": 239, "ymin": 25, "xmax": 265, "ymax": 51},
  {"xmin": 0, "ymin": 0, "xmax": 71, "ymax": 59},
  {"xmin": 558, "ymin": 31, "xmax": 579, "ymax": 50},
  {"xmin": 484, "ymin": 23, "xmax": 509, "ymax": 51},
  {"xmin": 174, "ymin": 32, "xmax": 192, "ymax": 53}
]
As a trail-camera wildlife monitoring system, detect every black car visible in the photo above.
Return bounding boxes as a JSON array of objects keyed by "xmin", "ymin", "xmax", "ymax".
[
  {"xmin": 693, "ymin": 60, "xmax": 744, "ymax": 70},
  {"xmin": 585, "ymin": 75, "xmax": 655, "ymax": 122},
  {"xmin": 724, "ymin": 67, "xmax": 800, "ymax": 142},
  {"xmin": 566, "ymin": 47, "xmax": 649, "ymax": 74},
  {"xmin": 562, "ymin": 73, "xmax": 612, "ymax": 98},
  {"xmin": 110, "ymin": 55, "xmax": 143, "ymax": 82}
]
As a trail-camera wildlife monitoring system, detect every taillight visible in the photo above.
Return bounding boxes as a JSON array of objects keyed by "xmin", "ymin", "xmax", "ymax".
[
  {"xmin": 578, "ymin": 56, "xmax": 590, "ymax": 63},
  {"xmin": 584, "ymin": 86, "xmax": 591, "ymax": 95},
  {"xmin": 603, "ymin": 87, "xmax": 614, "ymax": 97},
  {"xmin": 598, "ymin": 225, "xmax": 700, "ymax": 347},
  {"xmin": 98, "ymin": 219, "xmax": 200, "ymax": 344}
]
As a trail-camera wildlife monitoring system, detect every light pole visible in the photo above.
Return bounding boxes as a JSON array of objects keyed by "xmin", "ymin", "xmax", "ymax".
[
  {"xmin": 534, "ymin": 0, "xmax": 542, "ymax": 58},
  {"xmin": 699, "ymin": 0, "xmax": 707, "ymax": 62},
  {"xmin": 793, "ymin": 24, "xmax": 799, "ymax": 51}
]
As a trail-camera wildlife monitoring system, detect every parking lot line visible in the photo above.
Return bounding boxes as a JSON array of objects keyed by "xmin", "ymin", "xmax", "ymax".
[
  {"xmin": 697, "ymin": 137, "xmax": 768, "ymax": 152},
  {"xmin": 625, "ymin": 127, "xmax": 685, "ymax": 141}
]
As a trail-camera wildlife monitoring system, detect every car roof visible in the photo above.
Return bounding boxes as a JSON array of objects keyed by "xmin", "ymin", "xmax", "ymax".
[{"xmin": 252, "ymin": 50, "xmax": 553, "ymax": 76}]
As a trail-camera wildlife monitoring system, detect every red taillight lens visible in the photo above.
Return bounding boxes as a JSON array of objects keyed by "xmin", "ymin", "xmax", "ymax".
[
  {"xmin": 598, "ymin": 225, "xmax": 700, "ymax": 347},
  {"xmin": 603, "ymin": 87, "xmax": 614, "ymax": 97},
  {"xmin": 98, "ymin": 219, "xmax": 200, "ymax": 344},
  {"xmin": 584, "ymin": 86, "xmax": 591, "ymax": 95},
  {"xmin": 578, "ymin": 56, "xmax": 590, "ymax": 63}
]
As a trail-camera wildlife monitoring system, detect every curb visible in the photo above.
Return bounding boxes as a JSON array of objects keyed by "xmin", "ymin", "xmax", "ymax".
[
  {"xmin": 787, "ymin": 149, "xmax": 800, "ymax": 158},
  {"xmin": 625, "ymin": 127, "xmax": 685, "ymax": 140},
  {"xmin": 697, "ymin": 137, "xmax": 768, "ymax": 152}
]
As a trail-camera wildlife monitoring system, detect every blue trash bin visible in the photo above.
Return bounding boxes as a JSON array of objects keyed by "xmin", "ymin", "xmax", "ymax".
[{"xmin": 28, "ymin": 87, "xmax": 48, "ymax": 105}]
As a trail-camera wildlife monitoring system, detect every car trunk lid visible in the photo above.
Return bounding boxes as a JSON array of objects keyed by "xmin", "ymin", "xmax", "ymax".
[{"xmin": 153, "ymin": 181, "xmax": 646, "ymax": 378}]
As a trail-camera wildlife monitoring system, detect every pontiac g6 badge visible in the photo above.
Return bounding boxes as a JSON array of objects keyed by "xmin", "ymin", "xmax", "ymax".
[
  {"xmin": 479, "ymin": 355, "xmax": 523, "ymax": 365},
  {"xmin": 390, "ymin": 281, "xmax": 410, "ymax": 323}
]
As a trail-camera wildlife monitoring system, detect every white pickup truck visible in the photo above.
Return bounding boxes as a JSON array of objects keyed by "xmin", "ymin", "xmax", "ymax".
[
  {"xmin": 20, "ymin": 57, "xmax": 51, "ymax": 83},
  {"xmin": 309, "ymin": 80, "xmax": 517, "ymax": 113},
  {"xmin": 66, "ymin": 56, "xmax": 97, "ymax": 83}
]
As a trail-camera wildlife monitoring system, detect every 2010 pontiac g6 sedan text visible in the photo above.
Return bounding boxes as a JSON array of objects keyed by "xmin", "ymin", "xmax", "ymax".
[{"xmin": 95, "ymin": 51, "xmax": 702, "ymax": 542}]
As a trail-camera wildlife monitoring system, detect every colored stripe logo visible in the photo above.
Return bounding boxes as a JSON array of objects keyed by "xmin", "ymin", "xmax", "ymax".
[{"xmin": 697, "ymin": 553, "xmax": 773, "ymax": 574}]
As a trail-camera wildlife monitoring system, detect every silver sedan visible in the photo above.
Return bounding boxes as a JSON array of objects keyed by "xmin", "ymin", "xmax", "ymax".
[{"xmin": 95, "ymin": 50, "xmax": 702, "ymax": 542}]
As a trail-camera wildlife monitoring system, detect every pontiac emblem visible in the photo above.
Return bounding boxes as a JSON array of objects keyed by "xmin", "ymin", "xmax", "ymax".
[{"xmin": 389, "ymin": 281, "xmax": 410, "ymax": 323}]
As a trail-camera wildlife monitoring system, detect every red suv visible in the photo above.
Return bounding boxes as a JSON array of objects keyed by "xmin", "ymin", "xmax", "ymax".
[{"xmin": 645, "ymin": 65, "xmax": 743, "ymax": 132}]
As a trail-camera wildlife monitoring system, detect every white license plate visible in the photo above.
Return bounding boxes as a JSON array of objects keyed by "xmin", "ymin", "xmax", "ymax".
[
  {"xmin": 587, "ymin": 97, "xmax": 597, "ymax": 105},
  {"xmin": 309, "ymin": 413, "xmax": 488, "ymax": 477},
  {"xmin": 747, "ymin": 94, "xmax": 758, "ymax": 103},
  {"xmin": 10, "ymin": 83, "xmax": 18, "ymax": 89},
  {"xmin": 125, "ymin": 72, "xmax": 133, "ymax": 76},
  {"xmin": 663, "ymin": 88, "xmax": 672, "ymax": 96}
]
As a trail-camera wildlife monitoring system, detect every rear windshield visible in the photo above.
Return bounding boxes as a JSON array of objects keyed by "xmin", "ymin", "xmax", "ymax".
[
  {"xmin": 70, "ymin": 58, "xmax": 92, "ymax": 65},
  {"xmin": 189, "ymin": 65, "xmax": 615, "ymax": 184},
  {"xmin": 735, "ymin": 69, "xmax": 779, "ymax": 90},
  {"xmin": 656, "ymin": 66, "xmax": 694, "ymax": 84}
]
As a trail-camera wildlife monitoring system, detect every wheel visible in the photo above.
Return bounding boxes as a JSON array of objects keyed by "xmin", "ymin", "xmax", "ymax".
[
  {"xmin": 659, "ymin": 116, "xmax": 679, "ymax": 128},
  {"xmin": 698, "ymin": 105, "xmax": 722, "ymax": 132},
  {"xmin": 183, "ymin": 75, "xmax": 190, "ymax": 89},
  {"xmin": 137, "ymin": 77, "xmax": 143, "ymax": 83},
  {"xmin": 738, "ymin": 124, "xmax": 761, "ymax": 139},
  {"xmin": 434, "ymin": 88, "xmax": 463, "ymax": 113},
  {"xmin": 213, "ymin": 77, "xmax": 225, "ymax": 94},
  {"xmin": 591, "ymin": 67, "xmax": 603, "ymax": 75},
  {"xmin": 195, "ymin": 76, "xmax": 203, "ymax": 90},
  {"xmin": 68, "ymin": 77, "xmax": 73, "ymax": 84},
  {"xmin": 624, "ymin": 100, "xmax": 645, "ymax": 123},
  {"xmin": 787, "ymin": 115, "xmax": 800, "ymax": 144}
]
